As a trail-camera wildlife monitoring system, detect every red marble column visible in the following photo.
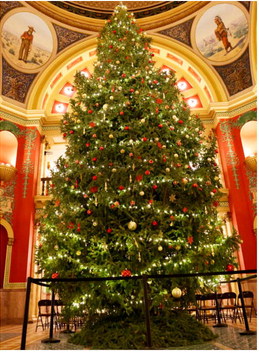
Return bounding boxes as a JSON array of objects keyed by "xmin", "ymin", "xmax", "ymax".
[{"xmin": 215, "ymin": 115, "xmax": 256, "ymax": 270}]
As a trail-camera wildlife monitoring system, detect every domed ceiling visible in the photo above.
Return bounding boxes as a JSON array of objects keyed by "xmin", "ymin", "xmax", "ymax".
[{"xmin": 49, "ymin": 1, "xmax": 186, "ymax": 19}]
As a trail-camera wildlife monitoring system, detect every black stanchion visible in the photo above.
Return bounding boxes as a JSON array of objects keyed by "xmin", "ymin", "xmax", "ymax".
[
  {"xmin": 41, "ymin": 290, "xmax": 61, "ymax": 343},
  {"xmin": 142, "ymin": 275, "xmax": 152, "ymax": 348},
  {"xmin": 213, "ymin": 291, "xmax": 228, "ymax": 328},
  {"xmin": 21, "ymin": 277, "xmax": 32, "ymax": 350},
  {"xmin": 237, "ymin": 278, "xmax": 256, "ymax": 335}
]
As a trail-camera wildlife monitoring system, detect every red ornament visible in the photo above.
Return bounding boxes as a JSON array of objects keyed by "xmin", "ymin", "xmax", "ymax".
[
  {"xmin": 121, "ymin": 73, "xmax": 126, "ymax": 78},
  {"xmin": 51, "ymin": 273, "xmax": 59, "ymax": 279},
  {"xmin": 118, "ymin": 185, "xmax": 125, "ymax": 190},
  {"xmin": 85, "ymin": 143, "xmax": 91, "ymax": 147},
  {"xmin": 106, "ymin": 228, "xmax": 113, "ymax": 233},
  {"xmin": 109, "ymin": 45, "xmax": 113, "ymax": 49},
  {"xmin": 149, "ymin": 160, "xmax": 154, "ymax": 164},
  {"xmin": 182, "ymin": 207, "xmax": 188, "ymax": 213},
  {"xmin": 129, "ymin": 153, "xmax": 134, "ymax": 157},
  {"xmin": 158, "ymin": 124, "xmax": 163, "ymax": 128},
  {"xmin": 121, "ymin": 269, "xmax": 132, "ymax": 277},
  {"xmin": 92, "ymin": 175, "xmax": 98, "ymax": 180},
  {"xmin": 213, "ymin": 201, "xmax": 219, "ymax": 207},
  {"xmin": 124, "ymin": 126, "xmax": 130, "ymax": 130},
  {"xmin": 90, "ymin": 186, "xmax": 98, "ymax": 193},
  {"xmin": 129, "ymin": 88, "xmax": 135, "ymax": 93},
  {"xmin": 142, "ymin": 137, "xmax": 148, "ymax": 141},
  {"xmin": 156, "ymin": 98, "xmax": 163, "ymax": 104},
  {"xmin": 148, "ymin": 200, "xmax": 154, "ymax": 204},
  {"xmin": 226, "ymin": 264, "xmax": 234, "ymax": 272},
  {"xmin": 192, "ymin": 183, "xmax": 198, "ymax": 188},
  {"xmin": 89, "ymin": 122, "xmax": 96, "ymax": 127},
  {"xmin": 157, "ymin": 142, "xmax": 163, "ymax": 149},
  {"xmin": 88, "ymin": 110, "xmax": 93, "ymax": 114},
  {"xmin": 153, "ymin": 80, "xmax": 158, "ymax": 84},
  {"xmin": 152, "ymin": 185, "xmax": 158, "ymax": 190},
  {"xmin": 135, "ymin": 175, "xmax": 143, "ymax": 181},
  {"xmin": 119, "ymin": 111, "xmax": 125, "ymax": 116},
  {"xmin": 77, "ymin": 224, "xmax": 81, "ymax": 232},
  {"xmin": 99, "ymin": 146, "xmax": 104, "ymax": 150},
  {"xmin": 178, "ymin": 120, "xmax": 184, "ymax": 124},
  {"xmin": 69, "ymin": 130, "xmax": 74, "ymax": 134},
  {"xmin": 92, "ymin": 157, "xmax": 97, "ymax": 162},
  {"xmin": 187, "ymin": 236, "xmax": 194, "ymax": 244},
  {"xmin": 145, "ymin": 170, "xmax": 151, "ymax": 175},
  {"xmin": 152, "ymin": 221, "xmax": 158, "ymax": 227},
  {"xmin": 212, "ymin": 189, "xmax": 217, "ymax": 193},
  {"xmin": 86, "ymin": 210, "xmax": 92, "ymax": 215},
  {"xmin": 92, "ymin": 134, "xmax": 97, "ymax": 138},
  {"xmin": 63, "ymin": 133, "xmax": 67, "ymax": 138},
  {"xmin": 130, "ymin": 200, "xmax": 135, "ymax": 206}
]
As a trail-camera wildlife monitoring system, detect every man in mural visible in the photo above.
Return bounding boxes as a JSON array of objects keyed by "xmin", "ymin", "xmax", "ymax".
[
  {"xmin": 214, "ymin": 16, "xmax": 233, "ymax": 54},
  {"xmin": 18, "ymin": 26, "xmax": 35, "ymax": 62}
]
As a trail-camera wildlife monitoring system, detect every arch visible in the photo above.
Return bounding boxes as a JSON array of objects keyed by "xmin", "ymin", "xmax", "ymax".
[
  {"xmin": 0, "ymin": 225, "xmax": 8, "ymax": 288},
  {"xmin": 27, "ymin": 32, "xmax": 228, "ymax": 112},
  {"xmin": 0, "ymin": 131, "xmax": 18, "ymax": 167},
  {"xmin": 0, "ymin": 219, "xmax": 14, "ymax": 289}
]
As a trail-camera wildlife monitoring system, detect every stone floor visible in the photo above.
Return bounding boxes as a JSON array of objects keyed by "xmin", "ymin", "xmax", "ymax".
[{"xmin": 0, "ymin": 318, "xmax": 257, "ymax": 350}]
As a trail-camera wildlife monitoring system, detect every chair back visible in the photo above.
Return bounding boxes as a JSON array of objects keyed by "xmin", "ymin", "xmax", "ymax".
[
  {"xmin": 38, "ymin": 299, "xmax": 52, "ymax": 315},
  {"xmin": 220, "ymin": 292, "xmax": 236, "ymax": 306},
  {"xmin": 238, "ymin": 291, "xmax": 254, "ymax": 306}
]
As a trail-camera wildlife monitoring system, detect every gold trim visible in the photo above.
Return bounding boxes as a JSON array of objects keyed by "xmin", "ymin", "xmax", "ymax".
[{"xmin": 26, "ymin": 1, "xmax": 209, "ymax": 32}]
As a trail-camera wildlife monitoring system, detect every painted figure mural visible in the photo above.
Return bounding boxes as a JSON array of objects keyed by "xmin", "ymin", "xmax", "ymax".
[
  {"xmin": 18, "ymin": 26, "xmax": 35, "ymax": 62},
  {"xmin": 214, "ymin": 16, "xmax": 233, "ymax": 54}
]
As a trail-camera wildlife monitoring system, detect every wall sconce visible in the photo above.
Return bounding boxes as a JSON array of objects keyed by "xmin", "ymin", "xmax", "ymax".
[
  {"xmin": 0, "ymin": 163, "xmax": 17, "ymax": 182},
  {"xmin": 244, "ymin": 155, "xmax": 257, "ymax": 172}
]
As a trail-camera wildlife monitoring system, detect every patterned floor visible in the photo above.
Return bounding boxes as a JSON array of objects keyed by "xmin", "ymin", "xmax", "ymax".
[{"xmin": 0, "ymin": 318, "xmax": 256, "ymax": 350}]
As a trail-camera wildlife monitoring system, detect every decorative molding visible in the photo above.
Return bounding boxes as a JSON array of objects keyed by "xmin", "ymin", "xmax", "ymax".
[
  {"xmin": 213, "ymin": 100, "xmax": 257, "ymax": 120},
  {"xmin": 213, "ymin": 48, "xmax": 253, "ymax": 97},
  {"xmin": 50, "ymin": 1, "xmax": 186, "ymax": 20},
  {"xmin": 2, "ymin": 58, "xmax": 37, "ymax": 103},
  {"xmin": 22, "ymin": 129, "xmax": 37, "ymax": 198},
  {"xmin": 219, "ymin": 121, "xmax": 240, "ymax": 189},
  {"xmin": 0, "ymin": 110, "xmax": 41, "ymax": 127},
  {"xmin": 53, "ymin": 24, "xmax": 89, "ymax": 53},
  {"xmin": 0, "ymin": 1, "xmax": 23, "ymax": 19},
  {"xmin": 158, "ymin": 18, "xmax": 194, "ymax": 47}
]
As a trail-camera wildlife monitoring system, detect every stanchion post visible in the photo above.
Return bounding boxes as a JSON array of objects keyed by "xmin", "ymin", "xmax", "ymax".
[
  {"xmin": 142, "ymin": 275, "xmax": 152, "ymax": 348},
  {"xmin": 237, "ymin": 278, "xmax": 256, "ymax": 335},
  {"xmin": 21, "ymin": 277, "xmax": 32, "ymax": 350},
  {"xmin": 41, "ymin": 290, "xmax": 61, "ymax": 343}
]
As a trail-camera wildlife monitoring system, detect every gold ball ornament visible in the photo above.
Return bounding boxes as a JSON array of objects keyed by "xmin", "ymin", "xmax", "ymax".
[
  {"xmin": 172, "ymin": 287, "xmax": 182, "ymax": 298},
  {"xmin": 109, "ymin": 134, "xmax": 114, "ymax": 139},
  {"xmin": 245, "ymin": 156, "xmax": 257, "ymax": 172},
  {"xmin": 76, "ymin": 250, "xmax": 81, "ymax": 256},
  {"xmin": 128, "ymin": 221, "xmax": 137, "ymax": 231},
  {"xmin": 139, "ymin": 191, "xmax": 145, "ymax": 196},
  {"xmin": 158, "ymin": 245, "xmax": 163, "ymax": 251}
]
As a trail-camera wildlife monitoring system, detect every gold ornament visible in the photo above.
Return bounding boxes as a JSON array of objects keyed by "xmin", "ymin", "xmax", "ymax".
[
  {"xmin": 169, "ymin": 194, "xmax": 176, "ymax": 202},
  {"xmin": 171, "ymin": 287, "xmax": 182, "ymax": 298},
  {"xmin": 245, "ymin": 156, "xmax": 257, "ymax": 172},
  {"xmin": 128, "ymin": 221, "xmax": 137, "ymax": 230},
  {"xmin": 76, "ymin": 250, "xmax": 81, "ymax": 256},
  {"xmin": 158, "ymin": 245, "xmax": 163, "ymax": 251}
]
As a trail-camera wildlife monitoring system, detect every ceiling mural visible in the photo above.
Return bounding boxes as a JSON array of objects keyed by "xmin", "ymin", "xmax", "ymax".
[
  {"xmin": 49, "ymin": 1, "xmax": 187, "ymax": 19},
  {"xmin": 194, "ymin": 3, "xmax": 249, "ymax": 65},
  {"xmin": 0, "ymin": 1, "xmax": 256, "ymax": 109},
  {"xmin": 2, "ymin": 12, "xmax": 54, "ymax": 71}
]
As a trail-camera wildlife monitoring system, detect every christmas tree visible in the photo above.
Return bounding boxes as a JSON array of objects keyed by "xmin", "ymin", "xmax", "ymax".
[{"xmin": 36, "ymin": 4, "xmax": 240, "ymax": 349}]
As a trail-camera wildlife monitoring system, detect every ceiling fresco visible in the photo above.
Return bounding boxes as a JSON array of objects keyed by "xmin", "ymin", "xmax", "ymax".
[{"xmin": 49, "ymin": 1, "xmax": 187, "ymax": 19}]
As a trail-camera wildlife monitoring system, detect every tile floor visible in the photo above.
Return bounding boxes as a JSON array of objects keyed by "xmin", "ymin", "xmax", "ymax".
[{"xmin": 0, "ymin": 318, "xmax": 257, "ymax": 350}]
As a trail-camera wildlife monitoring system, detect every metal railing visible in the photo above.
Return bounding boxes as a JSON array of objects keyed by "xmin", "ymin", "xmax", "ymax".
[{"xmin": 21, "ymin": 269, "xmax": 257, "ymax": 349}]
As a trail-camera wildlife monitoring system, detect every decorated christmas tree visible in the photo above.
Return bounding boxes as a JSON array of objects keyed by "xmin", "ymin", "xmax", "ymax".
[{"xmin": 36, "ymin": 4, "xmax": 240, "ymax": 349}]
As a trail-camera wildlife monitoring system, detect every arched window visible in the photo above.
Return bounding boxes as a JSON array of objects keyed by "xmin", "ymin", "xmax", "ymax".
[
  {"xmin": 0, "ymin": 131, "xmax": 18, "ymax": 167},
  {"xmin": 0, "ymin": 225, "xmax": 8, "ymax": 288},
  {"xmin": 240, "ymin": 121, "xmax": 257, "ymax": 172}
]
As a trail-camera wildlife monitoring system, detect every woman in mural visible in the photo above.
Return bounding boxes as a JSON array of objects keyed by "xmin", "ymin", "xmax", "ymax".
[
  {"xmin": 214, "ymin": 16, "xmax": 233, "ymax": 54},
  {"xmin": 18, "ymin": 26, "xmax": 35, "ymax": 62}
]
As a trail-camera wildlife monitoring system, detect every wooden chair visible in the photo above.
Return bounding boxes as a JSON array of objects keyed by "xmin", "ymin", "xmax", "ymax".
[
  {"xmin": 197, "ymin": 293, "xmax": 219, "ymax": 323},
  {"xmin": 219, "ymin": 292, "xmax": 237, "ymax": 322},
  {"xmin": 236, "ymin": 291, "xmax": 256, "ymax": 322},
  {"xmin": 35, "ymin": 299, "xmax": 53, "ymax": 331}
]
